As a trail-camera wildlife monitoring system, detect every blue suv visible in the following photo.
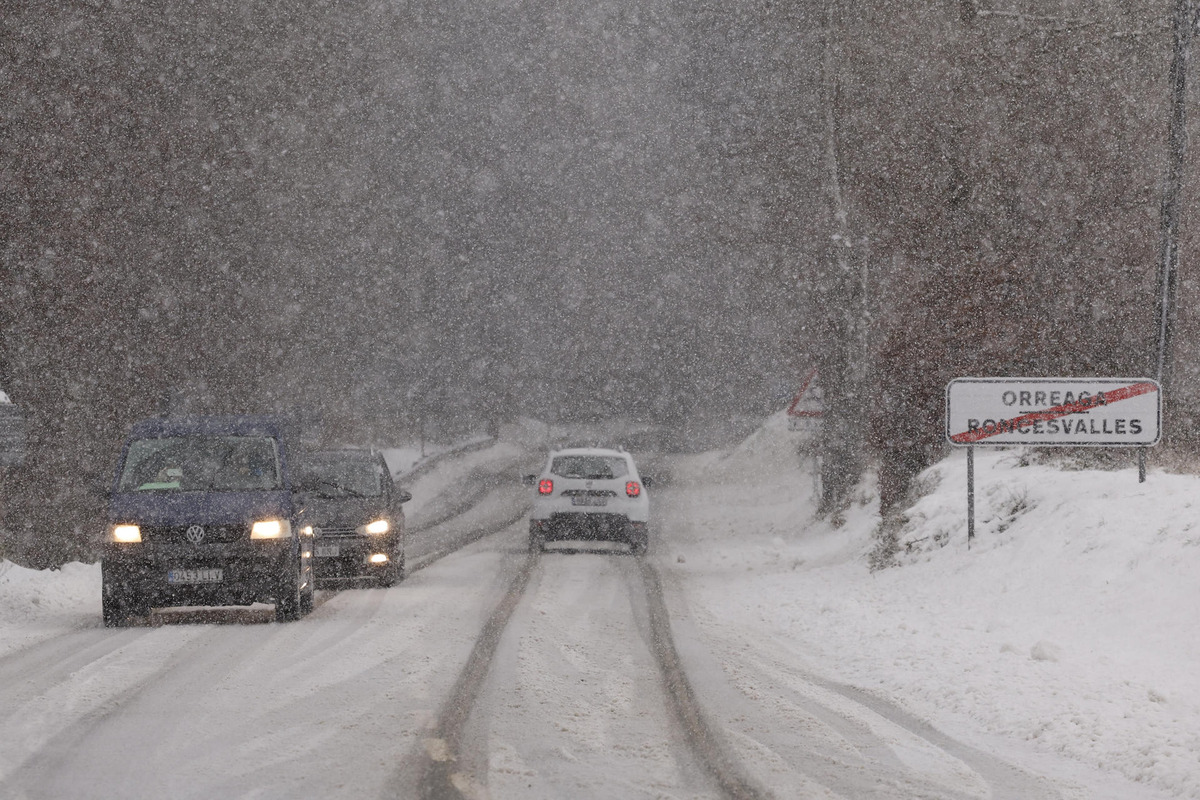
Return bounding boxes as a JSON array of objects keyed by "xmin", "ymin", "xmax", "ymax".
[{"xmin": 101, "ymin": 415, "xmax": 315, "ymax": 626}]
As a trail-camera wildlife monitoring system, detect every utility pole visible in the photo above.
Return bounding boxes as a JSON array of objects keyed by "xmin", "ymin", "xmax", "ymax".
[{"xmin": 1155, "ymin": 0, "xmax": 1198, "ymax": 398}]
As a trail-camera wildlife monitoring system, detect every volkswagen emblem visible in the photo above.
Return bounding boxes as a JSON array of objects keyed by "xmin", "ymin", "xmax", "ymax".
[{"xmin": 185, "ymin": 525, "xmax": 206, "ymax": 544}]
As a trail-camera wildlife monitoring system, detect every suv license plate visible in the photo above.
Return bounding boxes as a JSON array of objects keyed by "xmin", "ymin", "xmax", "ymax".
[
  {"xmin": 315, "ymin": 544, "xmax": 340, "ymax": 557},
  {"xmin": 571, "ymin": 496, "xmax": 607, "ymax": 507},
  {"xmin": 167, "ymin": 568, "xmax": 223, "ymax": 584}
]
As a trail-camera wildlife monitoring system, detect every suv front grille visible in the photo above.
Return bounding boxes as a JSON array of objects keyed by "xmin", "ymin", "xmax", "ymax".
[
  {"xmin": 313, "ymin": 526, "xmax": 358, "ymax": 538},
  {"xmin": 140, "ymin": 524, "xmax": 248, "ymax": 544}
]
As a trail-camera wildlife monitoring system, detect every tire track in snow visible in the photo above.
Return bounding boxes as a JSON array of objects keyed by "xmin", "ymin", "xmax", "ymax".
[
  {"xmin": 415, "ymin": 550, "xmax": 539, "ymax": 799},
  {"xmin": 0, "ymin": 623, "xmax": 279, "ymax": 789},
  {"xmin": 406, "ymin": 503, "xmax": 532, "ymax": 576},
  {"xmin": 410, "ymin": 547, "xmax": 770, "ymax": 800},
  {"xmin": 1, "ymin": 534, "xmax": 531, "ymax": 799},
  {"xmin": 651, "ymin": 548, "xmax": 1064, "ymax": 800},
  {"xmin": 636, "ymin": 557, "xmax": 773, "ymax": 800}
]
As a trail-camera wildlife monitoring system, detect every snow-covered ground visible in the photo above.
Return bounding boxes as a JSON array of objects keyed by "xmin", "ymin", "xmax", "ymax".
[
  {"xmin": 0, "ymin": 416, "xmax": 1197, "ymax": 797},
  {"xmin": 0, "ymin": 559, "xmax": 99, "ymax": 660},
  {"xmin": 660, "ymin": 412, "xmax": 1200, "ymax": 799}
]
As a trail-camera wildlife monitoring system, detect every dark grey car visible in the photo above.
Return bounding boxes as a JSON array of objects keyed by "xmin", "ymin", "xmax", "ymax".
[{"xmin": 294, "ymin": 450, "xmax": 412, "ymax": 588}]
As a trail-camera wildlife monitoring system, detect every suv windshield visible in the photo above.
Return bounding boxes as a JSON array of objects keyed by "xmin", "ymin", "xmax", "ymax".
[
  {"xmin": 550, "ymin": 455, "xmax": 629, "ymax": 480},
  {"xmin": 117, "ymin": 435, "xmax": 282, "ymax": 492},
  {"xmin": 295, "ymin": 457, "xmax": 383, "ymax": 498}
]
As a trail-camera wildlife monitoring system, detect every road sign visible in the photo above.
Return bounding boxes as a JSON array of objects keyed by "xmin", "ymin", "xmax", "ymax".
[
  {"xmin": 946, "ymin": 378, "xmax": 1161, "ymax": 447},
  {"xmin": 786, "ymin": 369, "xmax": 824, "ymax": 433}
]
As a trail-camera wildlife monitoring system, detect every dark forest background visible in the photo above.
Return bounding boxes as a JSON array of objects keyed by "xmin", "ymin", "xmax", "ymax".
[{"xmin": 4, "ymin": 0, "xmax": 1200, "ymax": 565}]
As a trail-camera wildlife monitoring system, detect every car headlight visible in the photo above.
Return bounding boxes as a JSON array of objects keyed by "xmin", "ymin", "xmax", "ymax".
[
  {"xmin": 359, "ymin": 519, "xmax": 389, "ymax": 535},
  {"xmin": 110, "ymin": 524, "xmax": 141, "ymax": 543},
  {"xmin": 250, "ymin": 519, "xmax": 292, "ymax": 539}
]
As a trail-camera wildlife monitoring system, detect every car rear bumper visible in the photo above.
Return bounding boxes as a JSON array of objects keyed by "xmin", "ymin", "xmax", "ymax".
[
  {"xmin": 533, "ymin": 513, "xmax": 646, "ymax": 544},
  {"xmin": 530, "ymin": 499, "xmax": 648, "ymax": 523}
]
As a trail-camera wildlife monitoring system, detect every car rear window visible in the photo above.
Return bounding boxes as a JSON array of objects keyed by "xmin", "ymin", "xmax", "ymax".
[
  {"xmin": 549, "ymin": 455, "xmax": 629, "ymax": 480},
  {"xmin": 117, "ymin": 435, "xmax": 282, "ymax": 492}
]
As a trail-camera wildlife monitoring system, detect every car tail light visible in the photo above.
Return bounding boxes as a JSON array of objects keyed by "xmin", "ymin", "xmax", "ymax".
[
  {"xmin": 625, "ymin": 481, "xmax": 641, "ymax": 498},
  {"xmin": 538, "ymin": 479, "xmax": 554, "ymax": 495}
]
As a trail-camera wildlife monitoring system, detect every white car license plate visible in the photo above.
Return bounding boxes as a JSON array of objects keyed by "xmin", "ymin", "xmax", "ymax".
[
  {"xmin": 571, "ymin": 496, "xmax": 607, "ymax": 507},
  {"xmin": 167, "ymin": 568, "xmax": 223, "ymax": 584},
  {"xmin": 315, "ymin": 544, "xmax": 340, "ymax": 557}
]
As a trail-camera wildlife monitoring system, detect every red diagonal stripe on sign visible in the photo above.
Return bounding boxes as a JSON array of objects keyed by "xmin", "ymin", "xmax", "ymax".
[{"xmin": 949, "ymin": 382, "xmax": 1159, "ymax": 444}]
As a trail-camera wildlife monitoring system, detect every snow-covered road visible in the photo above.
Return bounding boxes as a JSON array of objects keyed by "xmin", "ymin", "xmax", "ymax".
[
  {"xmin": 476, "ymin": 549, "xmax": 720, "ymax": 799},
  {"xmin": 0, "ymin": 424, "xmax": 1194, "ymax": 799},
  {"xmin": 0, "ymin": 530, "xmax": 527, "ymax": 799},
  {"xmin": 0, "ymin": 520, "xmax": 1072, "ymax": 799}
]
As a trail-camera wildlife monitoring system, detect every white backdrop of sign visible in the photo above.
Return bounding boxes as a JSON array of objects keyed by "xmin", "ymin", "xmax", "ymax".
[{"xmin": 945, "ymin": 378, "xmax": 1161, "ymax": 447}]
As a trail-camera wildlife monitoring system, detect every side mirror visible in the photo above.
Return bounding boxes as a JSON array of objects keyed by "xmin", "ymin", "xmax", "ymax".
[
  {"xmin": 522, "ymin": 474, "xmax": 537, "ymax": 486},
  {"xmin": 395, "ymin": 489, "xmax": 413, "ymax": 504}
]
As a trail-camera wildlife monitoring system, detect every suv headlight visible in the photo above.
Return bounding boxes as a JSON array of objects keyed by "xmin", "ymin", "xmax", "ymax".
[
  {"xmin": 250, "ymin": 519, "xmax": 292, "ymax": 539},
  {"xmin": 359, "ymin": 519, "xmax": 389, "ymax": 535},
  {"xmin": 110, "ymin": 524, "xmax": 141, "ymax": 543}
]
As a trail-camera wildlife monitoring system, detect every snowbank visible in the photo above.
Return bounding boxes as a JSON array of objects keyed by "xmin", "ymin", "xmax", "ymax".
[
  {"xmin": 0, "ymin": 561, "xmax": 99, "ymax": 659},
  {"xmin": 664, "ymin": 428, "xmax": 1200, "ymax": 799}
]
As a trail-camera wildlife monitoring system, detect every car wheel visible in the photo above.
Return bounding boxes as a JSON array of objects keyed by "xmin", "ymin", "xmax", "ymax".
[
  {"xmin": 299, "ymin": 568, "xmax": 315, "ymax": 615},
  {"xmin": 102, "ymin": 584, "xmax": 134, "ymax": 628},
  {"xmin": 529, "ymin": 521, "xmax": 547, "ymax": 553},
  {"xmin": 529, "ymin": 531, "xmax": 545, "ymax": 553},
  {"xmin": 629, "ymin": 529, "xmax": 649, "ymax": 556},
  {"xmin": 378, "ymin": 561, "xmax": 400, "ymax": 588},
  {"xmin": 275, "ymin": 558, "xmax": 303, "ymax": 622}
]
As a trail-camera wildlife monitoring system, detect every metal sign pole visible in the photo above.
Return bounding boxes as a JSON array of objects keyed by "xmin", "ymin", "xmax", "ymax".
[{"xmin": 967, "ymin": 446, "xmax": 975, "ymax": 548}]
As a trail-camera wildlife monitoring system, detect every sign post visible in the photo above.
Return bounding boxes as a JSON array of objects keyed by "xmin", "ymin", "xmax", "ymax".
[
  {"xmin": 966, "ymin": 445, "xmax": 975, "ymax": 545},
  {"xmin": 946, "ymin": 377, "xmax": 1161, "ymax": 545}
]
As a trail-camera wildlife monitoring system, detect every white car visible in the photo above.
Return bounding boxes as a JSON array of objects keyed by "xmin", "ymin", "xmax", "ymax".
[{"xmin": 525, "ymin": 447, "xmax": 651, "ymax": 554}]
